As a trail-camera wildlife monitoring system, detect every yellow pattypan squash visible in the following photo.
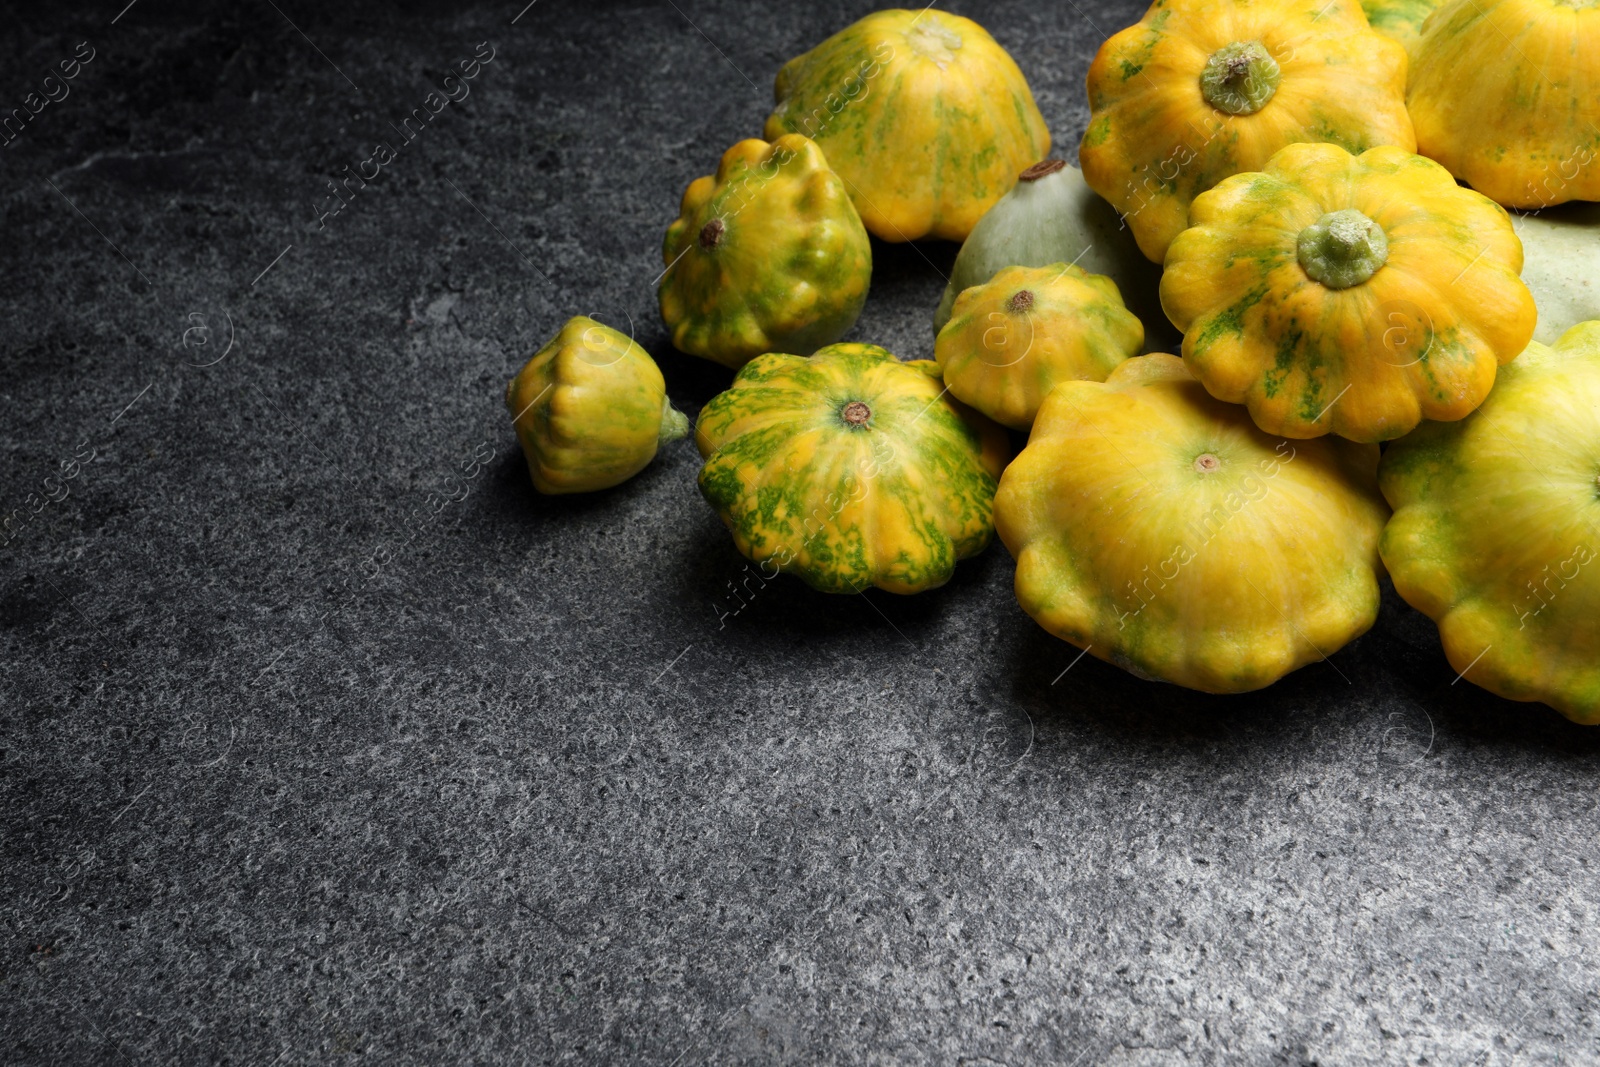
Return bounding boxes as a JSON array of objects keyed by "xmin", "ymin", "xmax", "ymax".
[
  {"xmin": 1080, "ymin": 0, "xmax": 1415, "ymax": 263},
  {"xmin": 934, "ymin": 263, "xmax": 1144, "ymax": 431},
  {"xmin": 1161, "ymin": 143, "xmax": 1536, "ymax": 442},
  {"xmin": 695, "ymin": 343, "xmax": 1008, "ymax": 595},
  {"xmin": 765, "ymin": 9, "xmax": 1049, "ymax": 243},
  {"xmin": 1380, "ymin": 321, "xmax": 1600, "ymax": 724},
  {"xmin": 506, "ymin": 316, "xmax": 688, "ymax": 494},
  {"xmin": 658, "ymin": 135, "xmax": 871, "ymax": 369},
  {"xmin": 996, "ymin": 355, "xmax": 1390, "ymax": 694},
  {"xmin": 1409, "ymin": 0, "xmax": 1600, "ymax": 209}
]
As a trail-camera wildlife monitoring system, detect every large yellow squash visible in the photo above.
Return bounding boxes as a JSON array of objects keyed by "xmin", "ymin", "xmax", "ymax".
[
  {"xmin": 996, "ymin": 355, "xmax": 1390, "ymax": 694},
  {"xmin": 1161, "ymin": 143, "xmax": 1536, "ymax": 442},
  {"xmin": 1380, "ymin": 321, "xmax": 1600, "ymax": 724},
  {"xmin": 765, "ymin": 9, "xmax": 1049, "ymax": 243},
  {"xmin": 506, "ymin": 317, "xmax": 687, "ymax": 494},
  {"xmin": 1408, "ymin": 0, "xmax": 1600, "ymax": 209},
  {"xmin": 1080, "ymin": 0, "xmax": 1415, "ymax": 264}
]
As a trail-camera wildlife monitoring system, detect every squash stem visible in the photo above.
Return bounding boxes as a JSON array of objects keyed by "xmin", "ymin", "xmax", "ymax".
[
  {"xmin": 1297, "ymin": 209, "xmax": 1389, "ymax": 289},
  {"xmin": 659, "ymin": 399, "xmax": 690, "ymax": 442},
  {"xmin": 1200, "ymin": 41, "xmax": 1281, "ymax": 116},
  {"xmin": 841, "ymin": 400, "xmax": 872, "ymax": 426},
  {"xmin": 1018, "ymin": 159, "xmax": 1067, "ymax": 182}
]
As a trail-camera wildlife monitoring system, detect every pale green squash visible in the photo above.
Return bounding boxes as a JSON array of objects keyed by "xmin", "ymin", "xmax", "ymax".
[{"xmin": 1513, "ymin": 203, "xmax": 1600, "ymax": 346}]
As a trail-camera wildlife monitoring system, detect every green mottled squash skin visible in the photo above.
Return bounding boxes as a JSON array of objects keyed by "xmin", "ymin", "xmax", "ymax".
[
  {"xmin": 1360, "ymin": 0, "xmax": 1443, "ymax": 47},
  {"xmin": 765, "ymin": 9, "xmax": 1050, "ymax": 243},
  {"xmin": 659, "ymin": 135, "xmax": 871, "ymax": 369},
  {"xmin": 695, "ymin": 343, "xmax": 1009, "ymax": 595}
]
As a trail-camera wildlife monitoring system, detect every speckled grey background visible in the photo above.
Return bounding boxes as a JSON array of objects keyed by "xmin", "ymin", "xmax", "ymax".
[{"xmin": 2, "ymin": 1, "xmax": 1597, "ymax": 1064}]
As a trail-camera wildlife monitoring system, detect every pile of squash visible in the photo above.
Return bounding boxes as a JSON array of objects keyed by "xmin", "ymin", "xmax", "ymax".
[{"xmin": 507, "ymin": 2, "xmax": 1600, "ymax": 723}]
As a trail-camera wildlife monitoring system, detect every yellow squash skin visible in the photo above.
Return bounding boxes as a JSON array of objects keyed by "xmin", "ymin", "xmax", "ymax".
[
  {"xmin": 1380, "ymin": 321, "xmax": 1600, "ymax": 723},
  {"xmin": 695, "ymin": 343, "xmax": 1009, "ymax": 595},
  {"xmin": 1161, "ymin": 143, "xmax": 1536, "ymax": 443},
  {"xmin": 1409, "ymin": 0, "xmax": 1600, "ymax": 209},
  {"xmin": 1080, "ymin": 0, "xmax": 1416, "ymax": 264},
  {"xmin": 934, "ymin": 263, "xmax": 1145, "ymax": 431},
  {"xmin": 659, "ymin": 135, "xmax": 871, "ymax": 369},
  {"xmin": 996, "ymin": 355, "xmax": 1389, "ymax": 694},
  {"xmin": 764, "ymin": 9, "xmax": 1049, "ymax": 243},
  {"xmin": 506, "ymin": 317, "xmax": 688, "ymax": 495}
]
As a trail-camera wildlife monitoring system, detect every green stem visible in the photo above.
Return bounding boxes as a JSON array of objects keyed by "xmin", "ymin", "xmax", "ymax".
[
  {"xmin": 1297, "ymin": 209, "xmax": 1389, "ymax": 289},
  {"xmin": 659, "ymin": 398, "xmax": 690, "ymax": 443},
  {"xmin": 1200, "ymin": 41, "xmax": 1281, "ymax": 116}
]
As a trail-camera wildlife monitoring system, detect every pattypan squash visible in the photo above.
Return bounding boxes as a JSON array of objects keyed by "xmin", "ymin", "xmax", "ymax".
[
  {"xmin": 1360, "ymin": 0, "xmax": 1443, "ymax": 48},
  {"xmin": 1408, "ymin": 0, "xmax": 1600, "ymax": 209},
  {"xmin": 1161, "ymin": 143, "xmax": 1536, "ymax": 443},
  {"xmin": 506, "ymin": 316, "xmax": 688, "ymax": 495},
  {"xmin": 1380, "ymin": 321, "xmax": 1600, "ymax": 724},
  {"xmin": 996, "ymin": 354, "xmax": 1389, "ymax": 694},
  {"xmin": 1515, "ymin": 202, "xmax": 1600, "ymax": 345},
  {"xmin": 933, "ymin": 159, "xmax": 1172, "ymax": 350},
  {"xmin": 765, "ymin": 9, "xmax": 1049, "ymax": 243},
  {"xmin": 695, "ymin": 343, "xmax": 1008, "ymax": 595},
  {"xmin": 934, "ymin": 262, "xmax": 1144, "ymax": 431},
  {"xmin": 659, "ymin": 135, "xmax": 871, "ymax": 369},
  {"xmin": 1080, "ymin": 0, "xmax": 1415, "ymax": 264}
]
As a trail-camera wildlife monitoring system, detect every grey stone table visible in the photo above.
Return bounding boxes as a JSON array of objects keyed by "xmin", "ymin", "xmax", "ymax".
[{"xmin": 2, "ymin": 1, "xmax": 1596, "ymax": 1063}]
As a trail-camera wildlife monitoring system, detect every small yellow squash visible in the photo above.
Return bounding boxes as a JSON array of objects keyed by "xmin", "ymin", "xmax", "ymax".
[
  {"xmin": 765, "ymin": 9, "xmax": 1049, "ymax": 243},
  {"xmin": 696, "ymin": 343, "xmax": 1008, "ymax": 594},
  {"xmin": 659, "ymin": 135, "xmax": 871, "ymax": 369},
  {"xmin": 932, "ymin": 159, "xmax": 1171, "ymax": 349},
  {"xmin": 1161, "ymin": 143, "xmax": 1536, "ymax": 442},
  {"xmin": 996, "ymin": 355, "xmax": 1389, "ymax": 694},
  {"xmin": 934, "ymin": 263, "xmax": 1144, "ymax": 431},
  {"xmin": 506, "ymin": 317, "xmax": 688, "ymax": 494},
  {"xmin": 1080, "ymin": 0, "xmax": 1415, "ymax": 264},
  {"xmin": 1380, "ymin": 321, "xmax": 1600, "ymax": 723},
  {"xmin": 1408, "ymin": 0, "xmax": 1600, "ymax": 209}
]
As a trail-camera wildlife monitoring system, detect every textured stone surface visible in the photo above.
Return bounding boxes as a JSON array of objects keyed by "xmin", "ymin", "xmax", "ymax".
[{"xmin": 2, "ymin": 2, "xmax": 1598, "ymax": 1064}]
